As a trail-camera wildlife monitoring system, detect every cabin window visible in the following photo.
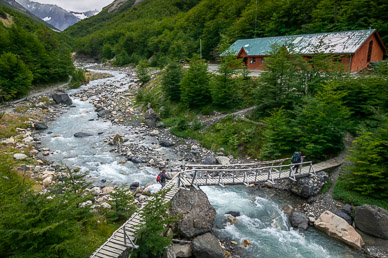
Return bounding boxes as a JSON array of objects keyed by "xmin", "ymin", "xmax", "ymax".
[
  {"xmin": 367, "ymin": 40, "xmax": 373, "ymax": 62},
  {"xmin": 250, "ymin": 57, "xmax": 256, "ymax": 64}
]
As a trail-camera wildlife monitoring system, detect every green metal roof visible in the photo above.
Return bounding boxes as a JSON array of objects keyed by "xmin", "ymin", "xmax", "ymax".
[{"xmin": 223, "ymin": 29, "xmax": 376, "ymax": 56}]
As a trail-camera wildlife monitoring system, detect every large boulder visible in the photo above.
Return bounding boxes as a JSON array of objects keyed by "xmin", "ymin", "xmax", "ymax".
[
  {"xmin": 315, "ymin": 211, "xmax": 364, "ymax": 249},
  {"xmin": 192, "ymin": 233, "xmax": 224, "ymax": 258},
  {"xmin": 290, "ymin": 171, "xmax": 329, "ymax": 199},
  {"xmin": 355, "ymin": 205, "xmax": 388, "ymax": 239},
  {"xmin": 144, "ymin": 108, "xmax": 160, "ymax": 128},
  {"xmin": 34, "ymin": 122, "xmax": 48, "ymax": 130},
  {"xmin": 290, "ymin": 211, "xmax": 309, "ymax": 230},
  {"xmin": 52, "ymin": 93, "xmax": 72, "ymax": 105},
  {"xmin": 202, "ymin": 156, "xmax": 217, "ymax": 165},
  {"xmin": 170, "ymin": 187, "xmax": 216, "ymax": 238}
]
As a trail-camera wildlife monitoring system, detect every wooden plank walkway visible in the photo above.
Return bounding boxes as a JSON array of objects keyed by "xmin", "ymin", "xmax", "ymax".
[
  {"xmin": 91, "ymin": 158, "xmax": 342, "ymax": 257},
  {"xmin": 90, "ymin": 174, "xmax": 183, "ymax": 258}
]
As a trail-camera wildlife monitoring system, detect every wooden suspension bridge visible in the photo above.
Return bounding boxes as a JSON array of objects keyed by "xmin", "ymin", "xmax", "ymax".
[{"xmin": 91, "ymin": 157, "xmax": 342, "ymax": 258}]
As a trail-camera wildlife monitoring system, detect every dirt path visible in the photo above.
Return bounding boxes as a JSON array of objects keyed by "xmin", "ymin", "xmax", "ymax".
[{"xmin": 201, "ymin": 106, "xmax": 257, "ymax": 127}]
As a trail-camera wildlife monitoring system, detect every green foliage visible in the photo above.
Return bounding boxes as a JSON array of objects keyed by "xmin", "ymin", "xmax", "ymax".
[
  {"xmin": 333, "ymin": 175, "xmax": 388, "ymax": 210},
  {"xmin": 162, "ymin": 61, "xmax": 184, "ymax": 102},
  {"xmin": 180, "ymin": 59, "xmax": 211, "ymax": 108},
  {"xmin": 0, "ymin": 52, "xmax": 33, "ymax": 100},
  {"xmin": 210, "ymin": 54, "xmax": 242, "ymax": 108},
  {"xmin": 343, "ymin": 117, "xmax": 388, "ymax": 199},
  {"xmin": 69, "ymin": 68, "xmax": 87, "ymax": 89},
  {"xmin": 0, "ymin": 5, "xmax": 74, "ymax": 100},
  {"xmin": 133, "ymin": 188, "xmax": 179, "ymax": 258},
  {"xmin": 334, "ymin": 75, "xmax": 388, "ymax": 128},
  {"xmin": 0, "ymin": 164, "xmax": 100, "ymax": 257},
  {"xmin": 255, "ymin": 45, "xmax": 305, "ymax": 116},
  {"xmin": 136, "ymin": 60, "xmax": 151, "ymax": 85},
  {"xmin": 294, "ymin": 82, "xmax": 351, "ymax": 161},
  {"xmin": 260, "ymin": 108, "xmax": 296, "ymax": 160},
  {"xmin": 104, "ymin": 186, "xmax": 137, "ymax": 223}
]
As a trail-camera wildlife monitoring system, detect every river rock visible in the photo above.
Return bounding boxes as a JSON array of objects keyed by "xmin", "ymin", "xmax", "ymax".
[
  {"xmin": 14, "ymin": 153, "xmax": 28, "ymax": 160},
  {"xmin": 52, "ymin": 93, "xmax": 72, "ymax": 105},
  {"xmin": 159, "ymin": 139, "xmax": 175, "ymax": 147},
  {"xmin": 97, "ymin": 109, "xmax": 110, "ymax": 118},
  {"xmin": 91, "ymin": 187, "xmax": 102, "ymax": 196},
  {"xmin": 192, "ymin": 233, "xmax": 224, "ymax": 258},
  {"xmin": 216, "ymin": 156, "xmax": 230, "ymax": 165},
  {"xmin": 2, "ymin": 137, "xmax": 15, "ymax": 144},
  {"xmin": 225, "ymin": 211, "xmax": 240, "ymax": 217},
  {"xmin": 101, "ymin": 202, "xmax": 112, "ymax": 209},
  {"xmin": 334, "ymin": 211, "xmax": 352, "ymax": 225},
  {"xmin": 74, "ymin": 132, "xmax": 93, "ymax": 138},
  {"xmin": 170, "ymin": 187, "xmax": 216, "ymax": 238},
  {"xmin": 128, "ymin": 156, "xmax": 144, "ymax": 163},
  {"xmin": 227, "ymin": 215, "xmax": 238, "ymax": 224},
  {"xmin": 144, "ymin": 108, "xmax": 160, "ymax": 128},
  {"xmin": 341, "ymin": 204, "xmax": 352, "ymax": 216},
  {"xmin": 172, "ymin": 243, "xmax": 192, "ymax": 257},
  {"xmin": 290, "ymin": 211, "xmax": 309, "ymax": 230},
  {"xmin": 315, "ymin": 210, "xmax": 364, "ymax": 249},
  {"xmin": 281, "ymin": 204, "xmax": 294, "ymax": 215},
  {"xmin": 202, "ymin": 155, "xmax": 217, "ymax": 165},
  {"xmin": 290, "ymin": 171, "xmax": 329, "ymax": 199},
  {"xmin": 355, "ymin": 205, "xmax": 388, "ymax": 239},
  {"xmin": 34, "ymin": 122, "xmax": 48, "ymax": 130},
  {"xmin": 130, "ymin": 182, "xmax": 140, "ymax": 190},
  {"xmin": 102, "ymin": 186, "xmax": 114, "ymax": 194},
  {"xmin": 43, "ymin": 177, "xmax": 52, "ymax": 187}
]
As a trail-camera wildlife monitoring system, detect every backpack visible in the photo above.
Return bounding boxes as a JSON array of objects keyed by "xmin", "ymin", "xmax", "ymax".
[
  {"xmin": 157, "ymin": 173, "xmax": 161, "ymax": 182},
  {"xmin": 292, "ymin": 152, "xmax": 301, "ymax": 163}
]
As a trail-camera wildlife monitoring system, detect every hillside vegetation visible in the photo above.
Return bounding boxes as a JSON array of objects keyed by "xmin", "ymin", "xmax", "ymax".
[
  {"xmin": 66, "ymin": 0, "xmax": 388, "ymax": 65},
  {"xmin": 0, "ymin": 3, "xmax": 74, "ymax": 100}
]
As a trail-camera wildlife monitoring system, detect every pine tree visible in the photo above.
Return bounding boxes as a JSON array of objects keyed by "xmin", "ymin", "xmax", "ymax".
[
  {"xmin": 180, "ymin": 59, "xmax": 211, "ymax": 108},
  {"xmin": 162, "ymin": 61, "xmax": 183, "ymax": 102}
]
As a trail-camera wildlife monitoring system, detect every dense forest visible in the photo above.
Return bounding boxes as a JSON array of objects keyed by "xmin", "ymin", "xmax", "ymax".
[
  {"xmin": 66, "ymin": 0, "xmax": 388, "ymax": 66},
  {"xmin": 0, "ymin": 2, "xmax": 74, "ymax": 100}
]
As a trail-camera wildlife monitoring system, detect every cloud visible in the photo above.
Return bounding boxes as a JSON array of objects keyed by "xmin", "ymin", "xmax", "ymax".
[{"xmin": 31, "ymin": 0, "xmax": 114, "ymax": 12}]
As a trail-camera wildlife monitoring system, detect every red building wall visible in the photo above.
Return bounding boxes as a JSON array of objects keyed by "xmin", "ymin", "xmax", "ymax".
[{"xmin": 351, "ymin": 32, "xmax": 385, "ymax": 72}]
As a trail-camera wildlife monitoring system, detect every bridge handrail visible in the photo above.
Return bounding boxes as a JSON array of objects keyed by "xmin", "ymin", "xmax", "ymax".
[
  {"xmin": 184, "ymin": 161, "xmax": 312, "ymax": 173},
  {"xmin": 184, "ymin": 157, "xmax": 292, "ymax": 168}
]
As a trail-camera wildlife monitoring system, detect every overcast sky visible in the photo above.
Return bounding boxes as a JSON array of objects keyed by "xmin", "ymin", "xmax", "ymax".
[{"xmin": 31, "ymin": 0, "xmax": 115, "ymax": 12}]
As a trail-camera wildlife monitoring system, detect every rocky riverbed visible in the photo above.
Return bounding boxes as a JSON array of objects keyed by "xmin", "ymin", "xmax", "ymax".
[{"xmin": 2, "ymin": 63, "xmax": 387, "ymax": 258}]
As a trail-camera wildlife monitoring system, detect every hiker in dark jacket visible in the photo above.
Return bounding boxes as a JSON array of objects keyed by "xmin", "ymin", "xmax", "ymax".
[
  {"xmin": 157, "ymin": 169, "xmax": 171, "ymax": 187},
  {"xmin": 291, "ymin": 151, "xmax": 302, "ymax": 173}
]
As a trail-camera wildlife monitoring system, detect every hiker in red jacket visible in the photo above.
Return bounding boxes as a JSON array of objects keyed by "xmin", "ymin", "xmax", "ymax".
[{"xmin": 157, "ymin": 169, "xmax": 171, "ymax": 187}]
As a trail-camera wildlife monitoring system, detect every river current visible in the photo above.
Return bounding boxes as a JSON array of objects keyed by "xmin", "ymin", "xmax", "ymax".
[{"xmin": 40, "ymin": 67, "xmax": 363, "ymax": 258}]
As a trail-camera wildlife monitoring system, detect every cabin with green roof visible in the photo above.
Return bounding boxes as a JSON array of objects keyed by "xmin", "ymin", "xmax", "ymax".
[{"xmin": 224, "ymin": 29, "xmax": 385, "ymax": 72}]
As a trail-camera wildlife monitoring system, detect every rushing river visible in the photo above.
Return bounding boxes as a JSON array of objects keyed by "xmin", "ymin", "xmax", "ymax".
[{"xmin": 40, "ymin": 67, "xmax": 363, "ymax": 258}]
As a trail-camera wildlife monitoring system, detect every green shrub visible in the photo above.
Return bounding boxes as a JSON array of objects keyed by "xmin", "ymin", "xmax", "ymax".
[
  {"xmin": 0, "ymin": 52, "xmax": 33, "ymax": 100},
  {"xmin": 342, "ymin": 118, "xmax": 388, "ymax": 199},
  {"xmin": 104, "ymin": 186, "xmax": 137, "ymax": 223},
  {"xmin": 162, "ymin": 61, "xmax": 183, "ymax": 102},
  {"xmin": 333, "ymin": 175, "xmax": 388, "ymax": 210},
  {"xmin": 180, "ymin": 59, "xmax": 211, "ymax": 109},
  {"xmin": 133, "ymin": 188, "xmax": 179, "ymax": 258},
  {"xmin": 69, "ymin": 68, "xmax": 87, "ymax": 89},
  {"xmin": 136, "ymin": 60, "xmax": 151, "ymax": 85}
]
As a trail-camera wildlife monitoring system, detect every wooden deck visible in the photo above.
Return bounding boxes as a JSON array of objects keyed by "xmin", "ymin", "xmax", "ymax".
[{"xmin": 90, "ymin": 158, "xmax": 342, "ymax": 258}]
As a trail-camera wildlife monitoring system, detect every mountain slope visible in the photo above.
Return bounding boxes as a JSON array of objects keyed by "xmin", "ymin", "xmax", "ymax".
[
  {"xmin": 66, "ymin": 0, "xmax": 388, "ymax": 66},
  {"xmin": 0, "ymin": 2, "xmax": 74, "ymax": 100},
  {"xmin": 16, "ymin": 0, "xmax": 97, "ymax": 30},
  {"xmin": 0, "ymin": 0, "xmax": 55, "ymax": 28}
]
